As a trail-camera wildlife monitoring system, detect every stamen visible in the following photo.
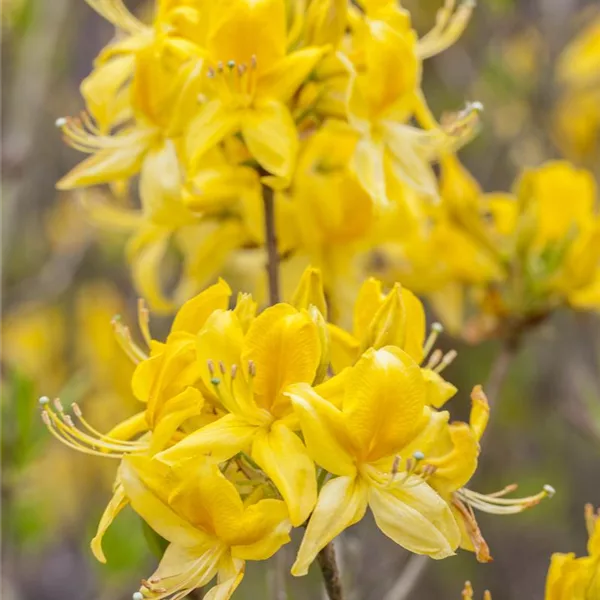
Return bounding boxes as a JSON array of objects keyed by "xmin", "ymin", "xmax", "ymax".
[
  {"xmin": 133, "ymin": 593, "xmax": 144, "ymax": 600},
  {"xmin": 112, "ymin": 315, "xmax": 147, "ymax": 364},
  {"xmin": 457, "ymin": 484, "xmax": 554, "ymax": 515},
  {"xmin": 55, "ymin": 117, "xmax": 67, "ymax": 128},
  {"xmin": 218, "ymin": 361, "xmax": 226, "ymax": 375},
  {"xmin": 207, "ymin": 359, "xmax": 215, "ymax": 376},
  {"xmin": 230, "ymin": 364, "xmax": 238, "ymax": 380},
  {"xmin": 425, "ymin": 349, "xmax": 443, "ymax": 370},
  {"xmin": 248, "ymin": 360, "xmax": 256, "ymax": 377},
  {"xmin": 422, "ymin": 322, "xmax": 443, "ymax": 359},
  {"xmin": 434, "ymin": 349, "xmax": 457, "ymax": 373},
  {"xmin": 137, "ymin": 298, "xmax": 152, "ymax": 348}
]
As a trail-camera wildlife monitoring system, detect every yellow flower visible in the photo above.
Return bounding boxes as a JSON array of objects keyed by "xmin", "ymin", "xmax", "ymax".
[
  {"xmin": 158, "ymin": 299, "xmax": 322, "ymax": 526},
  {"xmin": 286, "ymin": 346, "xmax": 461, "ymax": 575},
  {"xmin": 185, "ymin": 0, "xmax": 327, "ymax": 182},
  {"xmin": 120, "ymin": 454, "xmax": 291, "ymax": 600},
  {"xmin": 545, "ymin": 504, "xmax": 600, "ymax": 600},
  {"xmin": 401, "ymin": 385, "xmax": 554, "ymax": 562},
  {"xmin": 39, "ymin": 280, "xmax": 233, "ymax": 561},
  {"xmin": 344, "ymin": 3, "xmax": 480, "ymax": 207},
  {"xmin": 327, "ymin": 277, "xmax": 426, "ymax": 371}
]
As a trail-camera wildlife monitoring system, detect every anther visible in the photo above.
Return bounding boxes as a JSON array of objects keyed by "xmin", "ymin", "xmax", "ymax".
[
  {"xmin": 53, "ymin": 398, "xmax": 65, "ymax": 413},
  {"xmin": 543, "ymin": 484, "xmax": 556, "ymax": 498},
  {"xmin": 217, "ymin": 61, "xmax": 224, "ymax": 72},
  {"xmin": 237, "ymin": 63, "xmax": 247, "ymax": 76},
  {"xmin": 218, "ymin": 361, "xmax": 226, "ymax": 375},
  {"xmin": 206, "ymin": 67, "xmax": 215, "ymax": 78},
  {"xmin": 425, "ymin": 348, "xmax": 443, "ymax": 370},
  {"xmin": 391, "ymin": 455, "xmax": 401, "ymax": 477},
  {"xmin": 230, "ymin": 364, "xmax": 238, "ymax": 380},
  {"xmin": 207, "ymin": 359, "xmax": 215, "ymax": 376},
  {"xmin": 248, "ymin": 360, "xmax": 256, "ymax": 377},
  {"xmin": 55, "ymin": 117, "xmax": 67, "ymax": 128},
  {"xmin": 133, "ymin": 593, "xmax": 144, "ymax": 600},
  {"xmin": 250, "ymin": 54, "xmax": 257, "ymax": 69},
  {"xmin": 39, "ymin": 396, "xmax": 50, "ymax": 406},
  {"xmin": 435, "ymin": 349, "xmax": 458, "ymax": 373}
]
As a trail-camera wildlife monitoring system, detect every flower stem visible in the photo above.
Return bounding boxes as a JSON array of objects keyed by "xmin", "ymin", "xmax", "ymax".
[
  {"xmin": 317, "ymin": 542, "xmax": 344, "ymax": 600},
  {"xmin": 262, "ymin": 182, "xmax": 280, "ymax": 305}
]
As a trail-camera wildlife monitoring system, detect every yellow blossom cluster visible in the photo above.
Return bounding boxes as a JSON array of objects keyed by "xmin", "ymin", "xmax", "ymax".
[
  {"xmin": 40, "ymin": 267, "xmax": 552, "ymax": 599},
  {"xmin": 373, "ymin": 157, "xmax": 600, "ymax": 341},
  {"xmin": 56, "ymin": 0, "xmax": 481, "ymax": 313},
  {"xmin": 461, "ymin": 504, "xmax": 600, "ymax": 599}
]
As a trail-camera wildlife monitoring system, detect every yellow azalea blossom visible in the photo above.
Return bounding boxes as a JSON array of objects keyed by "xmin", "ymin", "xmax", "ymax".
[
  {"xmin": 120, "ymin": 454, "xmax": 291, "ymax": 600},
  {"xmin": 185, "ymin": 0, "xmax": 327, "ymax": 182},
  {"xmin": 158, "ymin": 298, "xmax": 322, "ymax": 526},
  {"xmin": 401, "ymin": 385, "xmax": 554, "ymax": 562},
  {"xmin": 343, "ymin": 3, "xmax": 481, "ymax": 207},
  {"xmin": 286, "ymin": 346, "xmax": 461, "ymax": 575},
  {"xmin": 39, "ymin": 280, "xmax": 233, "ymax": 561},
  {"xmin": 327, "ymin": 276, "xmax": 426, "ymax": 371},
  {"xmin": 545, "ymin": 504, "xmax": 600, "ymax": 600}
]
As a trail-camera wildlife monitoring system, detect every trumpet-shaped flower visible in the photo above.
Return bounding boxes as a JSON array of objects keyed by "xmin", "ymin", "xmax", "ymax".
[
  {"xmin": 158, "ymin": 300, "xmax": 321, "ymax": 526},
  {"xmin": 287, "ymin": 346, "xmax": 461, "ymax": 575},
  {"xmin": 120, "ymin": 454, "xmax": 291, "ymax": 600},
  {"xmin": 185, "ymin": 0, "xmax": 327, "ymax": 182}
]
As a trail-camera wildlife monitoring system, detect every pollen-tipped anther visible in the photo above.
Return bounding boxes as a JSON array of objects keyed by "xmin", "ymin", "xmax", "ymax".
[
  {"xmin": 39, "ymin": 396, "xmax": 50, "ymax": 406},
  {"xmin": 55, "ymin": 117, "xmax": 67, "ymax": 128},
  {"xmin": 413, "ymin": 450, "xmax": 425, "ymax": 461},
  {"xmin": 248, "ymin": 360, "xmax": 256, "ymax": 377},
  {"xmin": 218, "ymin": 360, "xmax": 226, "ymax": 375},
  {"xmin": 207, "ymin": 359, "xmax": 215, "ymax": 376},
  {"xmin": 132, "ymin": 593, "xmax": 144, "ymax": 600},
  {"xmin": 543, "ymin": 484, "xmax": 556, "ymax": 498},
  {"xmin": 230, "ymin": 364, "xmax": 238, "ymax": 380}
]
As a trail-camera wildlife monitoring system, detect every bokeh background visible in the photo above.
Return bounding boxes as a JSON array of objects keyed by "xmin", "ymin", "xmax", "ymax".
[{"xmin": 2, "ymin": 1, "xmax": 600, "ymax": 599}]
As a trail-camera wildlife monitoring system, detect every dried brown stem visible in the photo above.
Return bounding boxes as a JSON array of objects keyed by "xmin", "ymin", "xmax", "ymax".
[{"xmin": 317, "ymin": 542, "xmax": 344, "ymax": 600}]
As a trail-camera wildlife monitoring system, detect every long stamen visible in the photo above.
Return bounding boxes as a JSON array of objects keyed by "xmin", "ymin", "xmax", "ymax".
[
  {"xmin": 434, "ymin": 349, "xmax": 457, "ymax": 373},
  {"xmin": 422, "ymin": 322, "xmax": 443, "ymax": 360},
  {"xmin": 40, "ymin": 397, "xmax": 146, "ymax": 457},
  {"xmin": 457, "ymin": 484, "xmax": 554, "ymax": 515},
  {"xmin": 71, "ymin": 403, "xmax": 141, "ymax": 446},
  {"xmin": 112, "ymin": 315, "xmax": 147, "ymax": 364},
  {"xmin": 137, "ymin": 298, "xmax": 152, "ymax": 348}
]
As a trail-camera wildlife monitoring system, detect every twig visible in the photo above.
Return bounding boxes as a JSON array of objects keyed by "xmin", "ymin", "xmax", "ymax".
[
  {"xmin": 317, "ymin": 542, "xmax": 344, "ymax": 600},
  {"xmin": 261, "ymin": 182, "xmax": 280, "ymax": 305},
  {"xmin": 382, "ymin": 554, "xmax": 430, "ymax": 600},
  {"xmin": 484, "ymin": 339, "xmax": 519, "ymax": 406}
]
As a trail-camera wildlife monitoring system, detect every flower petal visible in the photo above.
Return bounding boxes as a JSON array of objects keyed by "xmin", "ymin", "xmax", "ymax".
[
  {"xmin": 242, "ymin": 304, "xmax": 320, "ymax": 416},
  {"xmin": 369, "ymin": 480, "xmax": 460, "ymax": 559},
  {"xmin": 241, "ymin": 100, "xmax": 298, "ymax": 179},
  {"xmin": 251, "ymin": 422, "xmax": 316, "ymax": 526},
  {"xmin": 171, "ymin": 279, "xmax": 232, "ymax": 334},
  {"xmin": 119, "ymin": 457, "xmax": 208, "ymax": 547},
  {"xmin": 186, "ymin": 99, "xmax": 240, "ymax": 170},
  {"xmin": 292, "ymin": 475, "xmax": 368, "ymax": 576},
  {"xmin": 343, "ymin": 347, "xmax": 426, "ymax": 462},
  {"xmin": 158, "ymin": 413, "xmax": 258, "ymax": 465},
  {"xmin": 91, "ymin": 482, "xmax": 128, "ymax": 563},
  {"xmin": 287, "ymin": 382, "xmax": 356, "ymax": 477}
]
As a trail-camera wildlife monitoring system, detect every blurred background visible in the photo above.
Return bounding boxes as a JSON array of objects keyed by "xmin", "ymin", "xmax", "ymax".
[{"xmin": 2, "ymin": 1, "xmax": 599, "ymax": 599}]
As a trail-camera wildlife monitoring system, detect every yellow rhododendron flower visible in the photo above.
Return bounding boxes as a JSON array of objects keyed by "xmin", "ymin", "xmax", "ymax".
[
  {"xmin": 120, "ymin": 454, "xmax": 291, "ymax": 600},
  {"xmin": 157, "ymin": 298, "xmax": 321, "ymax": 526},
  {"xmin": 545, "ymin": 504, "xmax": 600, "ymax": 600},
  {"xmin": 287, "ymin": 346, "xmax": 461, "ymax": 574}
]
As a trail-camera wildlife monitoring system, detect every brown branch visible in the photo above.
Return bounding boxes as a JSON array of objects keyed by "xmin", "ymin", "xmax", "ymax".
[
  {"xmin": 262, "ymin": 182, "xmax": 280, "ymax": 305},
  {"xmin": 317, "ymin": 542, "xmax": 344, "ymax": 600}
]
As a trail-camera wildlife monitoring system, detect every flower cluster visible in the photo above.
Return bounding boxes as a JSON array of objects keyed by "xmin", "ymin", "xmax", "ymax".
[
  {"xmin": 56, "ymin": 0, "xmax": 481, "ymax": 313},
  {"xmin": 40, "ymin": 268, "xmax": 552, "ymax": 599},
  {"xmin": 372, "ymin": 158, "xmax": 600, "ymax": 341}
]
